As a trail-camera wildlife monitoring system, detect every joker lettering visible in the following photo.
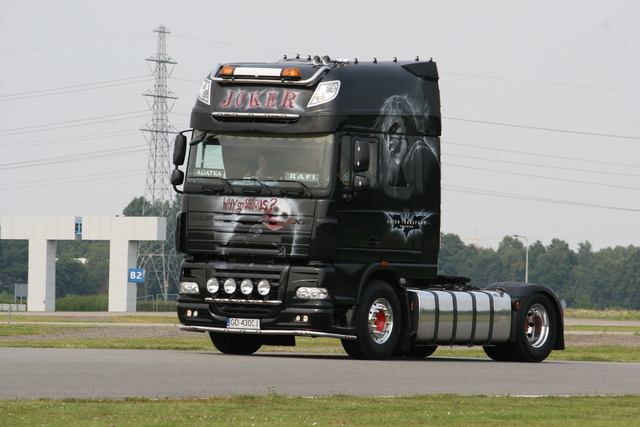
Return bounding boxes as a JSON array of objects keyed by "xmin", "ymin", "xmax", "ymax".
[{"xmin": 219, "ymin": 90, "xmax": 299, "ymax": 110}]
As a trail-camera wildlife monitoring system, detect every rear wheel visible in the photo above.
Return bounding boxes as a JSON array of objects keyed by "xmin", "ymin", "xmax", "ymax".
[
  {"xmin": 484, "ymin": 293, "xmax": 557, "ymax": 362},
  {"xmin": 341, "ymin": 280, "xmax": 401, "ymax": 360},
  {"xmin": 482, "ymin": 344, "xmax": 511, "ymax": 361},
  {"xmin": 514, "ymin": 295, "xmax": 556, "ymax": 362},
  {"xmin": 209, "ymin": 332, "xmax": 262, "ymax": 355}
]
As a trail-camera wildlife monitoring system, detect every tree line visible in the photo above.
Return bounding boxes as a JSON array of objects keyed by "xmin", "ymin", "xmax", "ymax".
[
  {"xmin": 439, "ymin": 233, "xmax": 640, "ymax": 310},
  {"xmin": 2, "ymin": 214, "xmax": 639, "ymax": 309},
  {"xmin": 0, "ymin": 239, "xmax": 109, "ymax": 299}
]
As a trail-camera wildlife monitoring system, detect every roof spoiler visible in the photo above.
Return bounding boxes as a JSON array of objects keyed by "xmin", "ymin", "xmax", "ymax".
[{"xmin": 401, "ymin": 60, "xmax": 439, "ymax": 81}]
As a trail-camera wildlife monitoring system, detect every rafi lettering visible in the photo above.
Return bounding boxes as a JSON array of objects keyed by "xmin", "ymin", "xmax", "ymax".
[{"xmin": 285, "ymin": 172, "xmax": 319, "ymax": 182}]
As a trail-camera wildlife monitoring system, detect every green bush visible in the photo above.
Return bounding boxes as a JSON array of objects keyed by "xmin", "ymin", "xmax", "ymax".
[
  {"xmin": 55, "ymin": 295, "xmax": 108, "ymax": 311},
  {"xmin": 0, "ymin": 291, "xmax": 15, "ymax": 304}
]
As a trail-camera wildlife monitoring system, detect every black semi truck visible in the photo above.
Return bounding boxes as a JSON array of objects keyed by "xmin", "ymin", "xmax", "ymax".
[{"xmin": 170, "ymin": 55, "xmax": 564, "ymax": 361}]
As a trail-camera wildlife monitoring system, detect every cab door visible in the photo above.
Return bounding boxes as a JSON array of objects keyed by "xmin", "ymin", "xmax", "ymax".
[{"xmin": 335, "ymin": 135, "xmax": 382, "ymax": 263}]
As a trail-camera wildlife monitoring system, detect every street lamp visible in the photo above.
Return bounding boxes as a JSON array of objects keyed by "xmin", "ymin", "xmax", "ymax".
[{"xmin": 512, "ymin": 234, "xmax": 529, "ymax": 283}]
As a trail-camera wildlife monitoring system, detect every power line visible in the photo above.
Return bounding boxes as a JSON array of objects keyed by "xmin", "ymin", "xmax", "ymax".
[
  {"xmin": 172, "ymin": 34, "xmax": 288, "ymax": 54},
  {"xmin": 444, "ymin": 185, "xmax": 640, "ymax": 213},
  {"xmin": 442, "ymin": 71, "xmax": 640, "ymax": 93},
  {"xmin": 0, "ymin": 77, "xmax": 153, "ymax": 101},
  {"xmin": 0, "ymin": 34, "xmax": 152, "ymax": 57},
  {"xmin": 443, "ymin": 140, "xmax": 640, "ymax": 169},
  {"xmin": 444, "ymin": 162, "xmax": 640, "ymax": 191},
  {"xmin": 0, "ymin": 111, "xmax": 149, "ymax": 136},
  {"xmin": 445, "ymin": 153, "xmax": 640, "ymax": 179},
  {"xmin": 0, "ymin": 146, "xmax": 147, "ymax": 171},
  {"xmin": 0, "ymin": 130, "xmax": 139, "ymax": 150},
  {"xmin": 171, "ymin": 76, "xmax": 202, "ymax": 84},
  {"xmin": 443, "ymin": 108, "xmax": 640, "ymax": 131},
  {"xmin": 444, "ymin": 116, "xmax": 640, "ymax": 141},
  {"xmin": 0, "ymin": 170, "xmax": 145, "ymax": 191}
]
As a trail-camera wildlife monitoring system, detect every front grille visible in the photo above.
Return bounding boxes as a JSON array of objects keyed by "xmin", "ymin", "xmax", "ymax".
[{"xmin": 187, "ymin": 212, "xmax": 312, "ymax": 258}]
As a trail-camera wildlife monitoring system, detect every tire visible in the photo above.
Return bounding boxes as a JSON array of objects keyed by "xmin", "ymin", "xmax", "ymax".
[
  {"xmin": 209, "ymin": 332, "xmax": 262, "ymax": 355},
  {"xmin": 485, "ymin": 293, "xmax": 557, "ymax": 362},
  {"xmin": 341, "ymin": 280, "xmax": 401, "ymax": 360},
  {"xmin": 482, "ymin": 344, "xmax": 511, "ymax": 361},
  {"xmin": 404, "ymin": 345, "xmax": 438, "ymax": 359}
]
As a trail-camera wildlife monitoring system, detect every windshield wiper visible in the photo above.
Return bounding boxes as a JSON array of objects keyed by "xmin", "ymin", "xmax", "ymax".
[
  {"xmin": 277, "ymin": 180, "xmax": 311, "ymax": 197},
  {"xmin": 202, "ymin": 177, "xmax": 232, "ymax": 194},
  {"xmin": 239, "ymin": 179, "xmax": 273, "ymax": 196}
]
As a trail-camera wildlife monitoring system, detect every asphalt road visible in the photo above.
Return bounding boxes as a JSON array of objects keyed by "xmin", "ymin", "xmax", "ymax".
[{"xmin": 1, "ymin": 348, "xmax": 639, "ymax": 399}]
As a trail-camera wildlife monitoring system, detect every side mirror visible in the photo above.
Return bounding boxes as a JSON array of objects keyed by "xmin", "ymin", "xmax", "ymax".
[
  {"xmin": 171, "ymin": 169, "xmax": 184, "ymax": 186},
  {"xmin": 353, "ymin": 140, "xmax": 369, "ymax": 172},
  {"xmin": 173, "ymin": 134, "xmax": 187, "ymax": 166}
]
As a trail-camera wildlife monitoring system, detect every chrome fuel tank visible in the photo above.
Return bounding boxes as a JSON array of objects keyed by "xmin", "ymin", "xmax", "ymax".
[{"xmin": 408, "ymin": 289, "xmax": 512, "ymax": 345}]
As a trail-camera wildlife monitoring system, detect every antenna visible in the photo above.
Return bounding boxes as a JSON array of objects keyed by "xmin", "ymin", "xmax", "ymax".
[{"xmin": 138, "ymin": 25, "xmax": 179, "ymax": 302}]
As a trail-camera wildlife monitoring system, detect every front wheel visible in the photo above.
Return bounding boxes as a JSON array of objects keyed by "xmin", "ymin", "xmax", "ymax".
[
  {"xmin": 209, "ymin": 332, "xmax": 262, "ymax": 355},
  {"xmin": 341, "ymin": 280, "xmax": 401, "ymax": 360},
  {"xmin": 404, "ymin": 345, "xmax": 438, "ymax": 359}
]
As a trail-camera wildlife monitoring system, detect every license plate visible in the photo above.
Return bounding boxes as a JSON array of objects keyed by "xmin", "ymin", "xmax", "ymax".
[{"xmin": 227, "ymin": 318, "xmax": 260, "ymax": 330}]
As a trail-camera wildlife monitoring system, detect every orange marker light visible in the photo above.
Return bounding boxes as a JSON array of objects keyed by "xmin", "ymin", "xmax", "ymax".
[
  {"xmin": 220, "ymin": 66, "xmax": 235, "ymax": 76},
  {"xmin": 281, "ymin": 67, "xmax": 302, "ymax": 79}
]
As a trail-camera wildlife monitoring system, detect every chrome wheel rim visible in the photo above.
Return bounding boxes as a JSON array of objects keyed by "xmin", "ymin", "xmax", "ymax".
[
  {"xmin": 368, "ymin": 298, "xmax": 394, "ymax": 344},
  {"xmin": 526, "ymin": 303, "xmax": 550, "ymax": 348}
]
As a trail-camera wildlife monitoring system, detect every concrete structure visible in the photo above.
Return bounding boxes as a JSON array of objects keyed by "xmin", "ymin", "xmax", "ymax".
[{"xmin": 0, "ymin": 216, "xmax": 166, "ymax": 312}]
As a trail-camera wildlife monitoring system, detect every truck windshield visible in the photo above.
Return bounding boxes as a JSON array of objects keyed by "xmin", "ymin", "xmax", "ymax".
[{"xmin": 186, "ymin": 132, "xmax": 334, "ymax": 189}]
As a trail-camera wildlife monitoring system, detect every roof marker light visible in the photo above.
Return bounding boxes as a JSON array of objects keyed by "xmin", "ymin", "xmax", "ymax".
[
  {"xmin": 281, "ymin": 67, "xmax": 302, "ymax": 79},
  {"xmin": 220, "ymin": 66, "xmax": 236, "ymax": 76}
]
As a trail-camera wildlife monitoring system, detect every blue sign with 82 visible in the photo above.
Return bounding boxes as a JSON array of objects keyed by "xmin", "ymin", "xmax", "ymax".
[{"xmin": 128, "ymin": 268, "xmax": 145, "ymax": 283}]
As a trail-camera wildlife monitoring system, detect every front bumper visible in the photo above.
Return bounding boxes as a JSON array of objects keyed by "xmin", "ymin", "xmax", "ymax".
[{"xmin": 180, "ymin": 324, "xmax": 356, "ymax": 340}]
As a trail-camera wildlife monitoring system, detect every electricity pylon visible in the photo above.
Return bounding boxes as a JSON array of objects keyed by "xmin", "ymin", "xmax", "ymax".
[{"xmin": 139, "ymin": 25, "xmax": 179, "ymax": 301}]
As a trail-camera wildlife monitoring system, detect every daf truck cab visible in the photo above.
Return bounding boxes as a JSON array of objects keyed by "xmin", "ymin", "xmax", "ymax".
[{"xmin": 171, "ymin": 55, "xmax": 564, "ymax": 361}]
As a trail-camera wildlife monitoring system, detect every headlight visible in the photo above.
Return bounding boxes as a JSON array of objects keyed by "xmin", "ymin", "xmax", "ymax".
[
  {"xmin": 308, "ymin": 80, "xmax": 340, "ymax": 107},
  {"xmin": 198, "ymin": 79, "xmax": 211, "ymax": 105},
  {"xmin": 296, "ymin": 287, "xmax": 329, "ymax": 300},
  {"xmin": 257, "ymin": 279, "xmax": 271, "ymax": 296},
  {"xmin": 179, "ymin": 281, "xmax": 200, "ymax": 294},
  {"xmin": 240, "ymin": 279, "xmax": 253, "ymax": 295},
  {"xmin": 206, "ymin": 278, "xmax": 219, "ymax": 294},
  {"xmin": 223, "ymin": 278, "xmax": 237, "ymax": 294}
]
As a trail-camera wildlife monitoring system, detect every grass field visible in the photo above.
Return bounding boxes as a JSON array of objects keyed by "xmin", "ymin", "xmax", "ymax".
[
  {"xmin": 1, "ymin": 333, "xmax": 638, "ymax": 362},
  {"xmin": 564, "ymin": 308, "xmax": 640, "ymax": 321},
  {"xmin": 1, "ymin": 309, "xmax": 639, "ymax": 426},
  {"xmin": 1, "ymin": 395, "xmax": 639, "ymax": 426}
]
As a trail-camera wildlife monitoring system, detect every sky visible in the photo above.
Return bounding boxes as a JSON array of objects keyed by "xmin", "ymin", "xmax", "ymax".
[{"xmin": 1, "ymin": 0, "xmax": 639, "ymax": 251}]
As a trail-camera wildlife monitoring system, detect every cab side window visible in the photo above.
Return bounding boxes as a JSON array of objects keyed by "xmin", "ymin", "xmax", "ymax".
[{"xmin": 339, "ymin": 137, "xmax": 352, "ymax": 188}]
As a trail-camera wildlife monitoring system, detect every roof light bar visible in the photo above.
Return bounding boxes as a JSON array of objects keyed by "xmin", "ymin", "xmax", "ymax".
[
  {"xmin": 215, "ymin": 65, "xmax": 324, "ymax": 85},
  {"xmin": 218, "ymin": 66, "xmax": 302, "ymax": 80}
]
